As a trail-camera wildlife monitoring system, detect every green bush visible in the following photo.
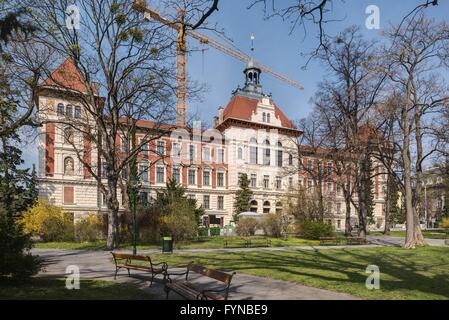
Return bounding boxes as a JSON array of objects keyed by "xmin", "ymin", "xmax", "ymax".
[
  {"xmin": 261, "ymin": 213, "xmax": 289, "ymax": 238},
  {"xmin": 75, "ymin": 214, "xmax": 104, "ymax": 242},
  {"xmin": 210, "ymin": 227, "xmax": 221, "ymax": 236},
  {"xmin": 198, "ymin": 227, "xmax": 208, "ymax": 237},
  {"xmin": 235, "ymin": 218, "xmax": 259, "ymax": 236},
  {"xmin": 296, "ymin": 220, "xmax": 335, "ymax": 240}
]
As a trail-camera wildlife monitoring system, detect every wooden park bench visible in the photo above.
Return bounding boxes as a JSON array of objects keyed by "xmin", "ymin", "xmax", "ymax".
[
  {"xmin": 247, "ymin": 236, "xmax": 272, "ymax": 247},
  {"xmin": 346, "ymin": 237, "xmax": 368, "ymax": 245},
  {"xmin": 223, "ymin": 236, "xmax": 249, "ymax": 248},
  {"xmin": 165, "ymin": 262, "xmax": 236, "ymax": 300},
  {"xmin": 319, "ymin": 237, "xmax": 341, "ymax": 246},
  {"xmin": 111, "ymin": 252, "xmax": 167, "ymax": 286}
]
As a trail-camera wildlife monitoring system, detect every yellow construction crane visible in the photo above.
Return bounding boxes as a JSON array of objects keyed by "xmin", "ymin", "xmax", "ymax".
[{"xmin": 133, "ymin": 0, "xmax": 304, "ymax": 127}]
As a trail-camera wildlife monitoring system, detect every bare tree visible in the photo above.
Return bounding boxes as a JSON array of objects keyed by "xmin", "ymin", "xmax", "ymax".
[
  {"xmin": 24, "ymin": 0, "xmax": 220, "ymax": 249},
  {"xmin": 380, "ymin": 14, "xmax": 449, "ymax": 248}
]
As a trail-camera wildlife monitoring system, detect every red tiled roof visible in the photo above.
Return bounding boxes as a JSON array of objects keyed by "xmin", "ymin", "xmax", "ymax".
[
  {"xmin": 41, "ymin": 58, "xmax": 89, "ymax": 93},
  {"xmin": 222, "ymin": 95, "xmax": 295, "ymax": 129}
]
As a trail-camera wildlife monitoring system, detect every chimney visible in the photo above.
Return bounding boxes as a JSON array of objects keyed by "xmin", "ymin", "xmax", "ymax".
[{"xmin": 218, "ymin": 106, "xmax": 224, "ymax": 123}]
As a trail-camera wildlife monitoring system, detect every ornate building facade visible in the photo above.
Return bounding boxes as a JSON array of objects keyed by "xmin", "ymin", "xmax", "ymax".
[{"xmin": 36, "ymin": 58, "xmax": 388, "ymax": 231}]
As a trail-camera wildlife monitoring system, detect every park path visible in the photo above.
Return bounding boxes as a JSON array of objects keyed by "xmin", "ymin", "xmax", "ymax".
[{"xmin": 31, "ymin": 248, "xmax": 360, "ymax": 300}]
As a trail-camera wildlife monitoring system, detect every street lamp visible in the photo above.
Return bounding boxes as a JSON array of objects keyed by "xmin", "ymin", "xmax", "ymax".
[{"xmin": 130, "ymin": 175, "xmax": 139, "ymax": 255}]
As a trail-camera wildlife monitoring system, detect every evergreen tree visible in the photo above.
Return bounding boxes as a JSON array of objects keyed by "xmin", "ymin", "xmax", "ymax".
[
  {"xmin": 233, "ymin": 173, "xmax": 253, "ymax": 222},
  {"xmin": 0, "ymin": 128, "xmax": 41, "ymax": 281}
]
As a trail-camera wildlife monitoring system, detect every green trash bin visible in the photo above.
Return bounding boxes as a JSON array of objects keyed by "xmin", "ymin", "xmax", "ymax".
[{"xmin": 162, "ymin": 236, "xmax": 173, "ymax": 253}]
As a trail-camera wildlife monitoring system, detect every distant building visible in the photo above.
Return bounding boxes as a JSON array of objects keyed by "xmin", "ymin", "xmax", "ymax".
[
  {"xmin": 36, "ymin": 58, "xmax": 388, "ymax": 231},
  {"xmin": 420, "ymin": 166, "xmax": 448, "ymax": 228}
]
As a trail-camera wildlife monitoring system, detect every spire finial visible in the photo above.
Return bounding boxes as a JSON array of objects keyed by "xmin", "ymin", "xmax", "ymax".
[{"xmin": 250, "ymin": 34, "xmax": 255, "ymax": 52}]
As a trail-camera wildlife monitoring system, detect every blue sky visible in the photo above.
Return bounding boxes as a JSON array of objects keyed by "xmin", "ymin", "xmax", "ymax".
[{"xmin": 22, "ymin": 0, "xmax": 449, "ymax": 169}]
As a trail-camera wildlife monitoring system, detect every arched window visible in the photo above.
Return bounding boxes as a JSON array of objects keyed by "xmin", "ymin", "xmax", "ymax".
[
  {"xmin": 64, "ymin": 157, "xmax": 74, "ymax": 176},
  {"xmin": 263, "ymin": 139, "xmax": 270, "ymax": 166},
  {"xmin": 289, "ymin": 153, "xmax": 293, "ymax": 165},
  {"xmin": 263, "ymin": 201, "xmax": 271, "ymax": 214},
  {"xmin": 262, "ymin": 112, "xmax": 266, "ymax": 122},
  {"xmin": 248, "ymin": 72, "xmax": 253, "ymax": 82},
  {"xmin": 64, "ymin": 127, "xmax": 74, "ymax": 144},
  {"xmin": 276, "ymin": 142, "xmax": 283, "ymax": 167},
  {"xmin": 249, "ymin": 138, "xmax": 258, "ymax": 164},
  {"xmin": 66, "ymin": 104, "xmax": 73, "ymax": 118},
  {"xmin": 276, "ymin": 202, "xmax": 283, "ymax": 214},
  {"xmin": 57, "ymin": 103, "xmax": 64, "ymax": 116},
  {"xmin": 267, "ymin": 113, "xmax": 270, "ymax": 123},
  {"xmin": 250, "ymin": 200, "xmax": 258, "ymax": 213},
  {"xmin": 74, "ymin": 106, "xmax": 82, "ymax": 118}
]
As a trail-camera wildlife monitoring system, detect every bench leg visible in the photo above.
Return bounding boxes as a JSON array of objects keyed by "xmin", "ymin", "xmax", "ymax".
[
  {"xmin": 165, "ymin": 287, "xmax": 170, "ymax": 300},
  {"xmin": 149, "ymin": 273, "xmax": 155, "ymax": 287},
  {"xmin": 127, "ymin": 268, "xmax": 131, "ymax": 277},
  {"xmin": 114, "ymin": 267, "xmax": 119, "ymax": 280}
]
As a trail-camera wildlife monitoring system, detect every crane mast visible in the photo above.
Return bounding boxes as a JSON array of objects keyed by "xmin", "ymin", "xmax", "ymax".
[{"xmin": 133, "ymin": 0, "xmax": 304, "ymax": 127}]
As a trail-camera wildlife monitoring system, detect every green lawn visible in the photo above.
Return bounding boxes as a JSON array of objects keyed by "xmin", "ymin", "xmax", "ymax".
[
  {"xmin": 152, "ymin": 246, "xmax": 449, "ymax": 300},
  {"xmin": 34, "ymin": 236, "xmax": 320, "ymax": 250},
  {"xmin": 0, "ymin": 277, "xmax": 152, "ymax": 300},
  {"xmin": 370, "ymin": 230, "xmax": 448, "ymax": 239}
]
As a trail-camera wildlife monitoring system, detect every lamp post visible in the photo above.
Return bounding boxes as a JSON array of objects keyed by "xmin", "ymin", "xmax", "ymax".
[{"xmin": 130, "ymin": 176, "xmax": 138, "ymax": 255}]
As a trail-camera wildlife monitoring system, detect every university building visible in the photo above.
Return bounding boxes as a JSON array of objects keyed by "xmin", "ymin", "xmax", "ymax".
[{"xmin": 36, "ymin": 58, "xmax": 388, "ymax": 230}]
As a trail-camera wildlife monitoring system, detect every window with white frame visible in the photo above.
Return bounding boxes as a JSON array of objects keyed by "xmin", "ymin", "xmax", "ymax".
[
  {"xmin": 276, "ymin": 176, "xmax": 282, "ymax": 190},
  {"xmin": 250, "ymin": 174, "xmax": 257, "ymax": 188},
  {"xmin": 217, "ymin": 171, "xmax": 224, "ymax": 187},
  {"xmin": 218, "ymin": 196, "xmax": 224, "ymax": 210},
  {"xmin": 139, "ymin": 162, "xmax": 149, "ymax": 183},
  {"xmin": 188, "ymin": 169, "xmax": 196, "ymax": 185},
  {"xmin": 263, "ymin": 175, "xmax": 269, "ymax": 189},
  {"xmin": 218, "ymin": 148, "xmax": 224, "ymax": 163},
  {"xmin": 74, "ymin": 106, "xmax": 82, "ymax": 119},
  {"xmin": 189, "ymin": 144, "xmax": 195, "ymax": 161},
  {"xmin": 172, "ymin": 143, "xmax": 181, "ymax": 159},
  {"xmin": 156, "ymin": 166, "xmax": 165, "ymax": 183},
  {"xmin": 237, "ymin": 146, "xmax": 243, "ymax": 160},
  {"xmin": 203, "ymin": 169, "xmax": 210, "ymax": 186},
  {"xmin": 249, "ymin": 138, "xmax": 258, "ymax": 164},
  {"xmin": 203, "ymin": 195, "xmax": 210, "ymax": 209},
  {"xmin": 203, "ymin": 147, "xmax": 210, "ymax": 162},
  {"xmin": 172, "ymin": 167, "xmax": 181, "ymax": 184},
  {"xmin": 263, "ymin": 139, "xmax": 270, "ymax": 166},
  {"xmin": 157, "ymin": 141, "xmax": 165, "ymax": 156}
]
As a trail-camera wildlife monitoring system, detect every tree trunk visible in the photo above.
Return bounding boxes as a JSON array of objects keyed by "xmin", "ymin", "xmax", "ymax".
[
  {"xmin": 383, "ymin": 177, "xmax": 391, "ymax": 235},
  {"xmin": 344, "ymin": 189, "xmax": 352, "ymax": 236},
  {"xmin": 106, "ymin": 179, "xmax": 120, "ymax": 250}
]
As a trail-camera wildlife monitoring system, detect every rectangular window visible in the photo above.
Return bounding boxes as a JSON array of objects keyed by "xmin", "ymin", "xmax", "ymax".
[
  {"xmin": 218, "ymin": 196, "xmax": 224, "ymax": 210},
  {"xmin": 203, "ymin": 170, "xmax": 210, "ymax": 186},
  {"xmin": 276, "ymin": 150, "xmax": 283, "ymax": 167},
  {"xmin": 250, "ymin": 146, "xmax": 258, "ymax": 164},
  {"xmin": 101, "ymin": 162, "xmax": 107, "ymax": 178},
  {"xmin": 57, "ymin": 104, "xmax": 64, "ymax": 116},
  {"xmin": 172, "ymin": 167, "xmax": 180, "ymax": 184},
  {"xmin": 157, "ymin": 141, "xmax": 165, "ymax": 156},
  {"xmin": 307, "ymin": 160, "xmax": 313, "ymax": 172},
  {"xmin": 63, "ymin": 186, "xmax": 75, "ymax": 204},
  {"xmin": 263, "ymin": 175, "xmax": 269, "ymax": 189},
  {"xmin": 139, "ymin": 192, "xmax": 148, "ymax": 205},
  {"xmin": 156, "ymin": 166, "xmax": 164, "ymax": 183},
  {"xmin": 139, "ymin": 163, "xmax": 149, "ymax": 182},
  {"xmin": 276, "ymin": 177, "xmax": 282, "ymax": 190},
  {"xmin": 189, "ymin": 145, "xmax": 195, "ymax": 161},
  {"xmin": 121, "ymin": 137, "xmax": 128, "ymax": 152},
  {"xmin": 74, "ymin": 106, "xmax": 81, "ymax": 118},
  {"xmin": 251, "ymin": 174, "xmax": 257, "ymax": 188},
  {"xmin": 66, "ymin": 104, "xmax": 73, "ymax": 118},
  {"xmin": 217, "ymin": 172, "xmax": 224, "ymax": 187},
  {"xmin": 172, "ymin": 143, "xmax": 181, "ymax": 159},
  {"xmin": 141, "ymin": 140, "xmax": 150, "ymax": 154},
  {"xmin": 337, "ymin": 203, "xmax": 342, "ymax": 214},
  {"xmin": 289, "ymin": 177, "xmax": 293, "ymax": 188},
  {"xmin": 203, "ymin": 195, "xmax": 210, "ymax": 209},
  {"xmin": 327, "ymin": 182, "xmax": 333, "ymax": 192},
  {"xmin": 218, "ymin": 149, "xmax": 224, "ymax": 163},
  {"xmin": 188, "ymin": 169, "xmax": 196, "ymax": 185},
  {"xmin": 264, "ymin": 148, "xmax": 270, "ymax": 166},
  {"xmin": 203, "ymin": 147, "xmax": 210, "ymax": 162}
]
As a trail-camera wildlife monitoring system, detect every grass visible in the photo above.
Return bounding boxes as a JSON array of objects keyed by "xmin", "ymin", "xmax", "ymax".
[
  {"xmin": 370, "ymin": 230, "xmax": 448, "ymax": 239},
  {"xmin": 0, "ymin": 277, "xmax": 151, "ymax": 300},
  {"xmin": 150, "ymin": 246, "xmax": 449, "ymax": 300},
  {"xmin": 34, "ymin": 236, "xmax": 320, "ymax": 250}
]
